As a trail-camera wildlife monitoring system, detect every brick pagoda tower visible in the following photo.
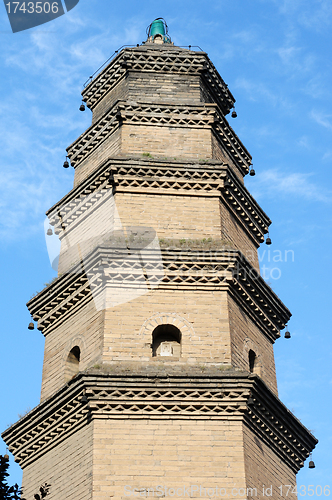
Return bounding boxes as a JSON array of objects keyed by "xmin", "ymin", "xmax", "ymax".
[{"xmin": 3, "ymin": 19, "xmax": 317, "ymax": 500}]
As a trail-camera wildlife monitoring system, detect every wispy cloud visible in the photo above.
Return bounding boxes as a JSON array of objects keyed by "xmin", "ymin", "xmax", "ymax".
[
  {"xmin": 272, "ymin": 0, "xmax": 332, "ymax": 32},
  {"xmin": 235, "ymin": 78, "xmax": 279, "ymax": 106},
  {"xmin": 273, "ymin": 0, "xmax": 303, "ymax": 16},
  {"xmin": 302, "ymin": 75, "xmax": 328, "ymax": 100},
  {"xmin": 276, "ymin": 44, "xmax": 315, "ymax": 75},
  {"xmin": 0, "ymin": 14, "xmax": 150, "ymax": 243},
  {"xmin": 296, "ymin": 135, "xmax": 311, "ymax": 149},
  {"xmin": 0, "ymin": 26, "xmax": 124, "ymax": 241},
  {"xmin": 299, "ymin": 0, "xmax": 332, "ymax": 31},
  {"xmin": 310, "ymin": 110, "xmax": 332, "ymax": 131},
  {"xmin": 249, "ymin": 169, "xmax": 332, "ymax": 203}
]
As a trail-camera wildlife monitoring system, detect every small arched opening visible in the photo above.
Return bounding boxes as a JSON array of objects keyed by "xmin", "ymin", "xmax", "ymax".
[
  {"xmin": 248, "ymin": 349, "xmax": 256, "ymax": 374},
  {"xmin": 65, "ymin": 346, "xmax": 81, "ymax": 381},
  {"xmin": 152, "ymin": 324, "xmax": 181, "ymax": 358}
]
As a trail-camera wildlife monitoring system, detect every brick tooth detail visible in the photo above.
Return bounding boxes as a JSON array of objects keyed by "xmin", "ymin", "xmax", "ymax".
[
  {"xmin": 1, "ymin": 374, "xmax": 317, "ymax": 473},
  {"xmin": 82, "ymin": 49, "xmax": 235, "ymax": 115}
]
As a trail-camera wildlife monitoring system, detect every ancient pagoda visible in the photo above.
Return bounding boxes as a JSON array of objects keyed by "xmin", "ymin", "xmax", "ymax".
[{"xmin": 3, "ymin": 19, "xmax": 317, "ymax": 500}]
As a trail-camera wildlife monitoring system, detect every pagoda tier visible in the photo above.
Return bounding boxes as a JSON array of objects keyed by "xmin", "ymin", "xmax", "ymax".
[
  {"xmin": 3, "ymin": 372, "xmax": 317, "ymax": 498},
  {"xmin": 27, "ymin": 245, "xmax": 290, "ymax": 401}
]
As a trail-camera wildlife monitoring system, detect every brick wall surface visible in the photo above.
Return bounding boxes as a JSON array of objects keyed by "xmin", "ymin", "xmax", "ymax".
[
  {"xmin": 103, "ymin": 288, "xmax": 231, "ymax": 364},
  {"xmin": 93, "ymin": 418, "xmax": 246, "ymax": 500},
  {"xmin": 227, "ymin": 295, "xmax": 278, "ymax": 394},
  {"xmin": 92, "ymin": 78, "xmax": 128, "ymax": 125},
  {"xmin": 40, "ymin": 301, "xmax": 104, "ymax": 401},
  {"xmin": 58, "ymin": 191, "xmax": 120, "ymax": 275},
  {"xmin": 243, "ymin": 423, "xmax": 297, "ymax": 499},
  {"xmin": 200, "ymin": 81, "xmax": 214, "ymax": 105},
  {"xmin": 220, "ymin": 199, "xmax": 260, "ymax": 271},
  {"xmin": 22, "ymin": 424, "xmax": 93, "ymax": 500},
  {"xmin": 57, "ymin": 190, "xmax": 259, "ymax": 277},
  {"xmin": 40, "ymin": 286, "xmax": 278, "ymax": 399},
  {"xmin": 115, "ymin": 192, "xmax": 222, "ymax": 241},
  {"xmin": 127, "ymin": 72, "xmax": 201, "ymax": 104},
  {"xmin": 40, "ymin": 288, "xmax": 278, "ymax": 401},
  {"xmin": 121, "ymin": 124, "xmax": 212, "ymax": 159},
  {"xmin": 92, "ymin": 72, "xmax": 201, "ymax": 126}
]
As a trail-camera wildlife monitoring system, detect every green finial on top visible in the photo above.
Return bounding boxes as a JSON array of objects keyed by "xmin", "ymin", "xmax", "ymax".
[{"xmin": 146, "ymin": 18, "xmax": 172, "ymax": 44}]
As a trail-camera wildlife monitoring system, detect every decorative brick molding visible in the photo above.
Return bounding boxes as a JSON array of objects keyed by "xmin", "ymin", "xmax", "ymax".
[
  {"xmin": 46, "ymin": 157, "xmax": 270, "ymax": 245},
  {"xmin": 2, "ymin": 373, "xmax": 317, "ymax": 473},
  {"xmin": 66, "ymin": 100, "xmax": 251, "ymax": 173},
  {"xmin": 27, "ymin": 247, "xmax": 290, "ymax": 341},
  {"xmin": 82, "ymin": 47, "xmax": 235, "ymax": 115},
  {"xmin": 245, "ymin": 375, "xmax": 317, "ymax": 474},
  {"xmin": 139, "ymin": 312, "xmax": 195, "ymax": 340},
  {"xmin": 212, "ymin": 112, "xmax": 252, "ymax": 174},
  {"xmin": 222, "ymin": 167, "xmax": 270, "ymax": 244},
  {"xmin": 67, "ymin": 101, "xmax": 215, "ymax": 168}
]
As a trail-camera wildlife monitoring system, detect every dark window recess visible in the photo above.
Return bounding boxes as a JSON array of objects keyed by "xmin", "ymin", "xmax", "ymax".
[
  {"xmin": 65, "ymin": 346, "xmax": 81, "ymax": 381},
  {"xmin": 152, "ymin": 324, "xmax": 181, "ymax": 358},
  {"xmin": 249, "ymin": 349, "xmax": 256, "ymax": 373}
]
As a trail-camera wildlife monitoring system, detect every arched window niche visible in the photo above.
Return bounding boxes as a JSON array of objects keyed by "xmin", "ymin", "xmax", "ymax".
[
  {"xmin": 65, "ymin": 346, "xmax": 81, "ymax": 382},
  {"xmin": 152, "ymin": 324, "xmax": 181, "ymax": 358},
  {"xmin": 248, "ymin": 349, "xmax": 257, "ymax": 374}
]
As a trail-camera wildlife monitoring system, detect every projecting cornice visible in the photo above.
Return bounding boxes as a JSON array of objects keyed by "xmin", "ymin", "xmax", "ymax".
[
  {"xmin": 222, "ymin": 168, "xmax": 271, "ymax": 244},
  {"xmin": 66, "ymin": 101, "xmax": 215, "ymax": 168},
  {"xmin": 66, "ymin": 102, "xmax": 120, "ymax": 168},
  {"xmin": 27, "ymin": 247, "xmax": 289, "ymax": 341},
  {"xmin": 2, "ymin": 371, "xmax": 317, "ymax": 472},
  {"xmin": 213, "ymin": 109, "xmax": 252, "ymax": 174},
  {"xmin": 66, "ymin": 100, "xmax": 251, "ymax": 174},
  {"xmin": 246, "ymin": 375, "xmax": 318, "ymax": 474},
  {"xmin": 46, "ymin": 157, "xmax": 270, "ymax": 246},
  {"xmin": 82, "ymin": 46, "xmax": 235, "ymax": 115}
]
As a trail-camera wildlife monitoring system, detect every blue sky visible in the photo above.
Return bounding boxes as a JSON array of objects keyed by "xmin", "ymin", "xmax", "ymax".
[{"xmin": 0, "ymin": 0, "xmax": 331, "ymax": 494}]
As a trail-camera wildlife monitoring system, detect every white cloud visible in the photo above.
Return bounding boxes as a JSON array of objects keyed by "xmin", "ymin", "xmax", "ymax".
[
  {"xmin": 249, "ymin": 169, "xmax": 332, "ymax": 203},
  {"xmin": 310, "ymin": 110, "xmax": 332, "ymax": 131},
  {"xmin": 0, "ymin": 17, "xmax": 146, "ymax": 242},
  {"xmin": 276, "ymin": 44, "xmax": 315, "ymax": 75},
  {"xmin": 302, "ymin": 75, "xmax": 328, "ymax": 99},
  {"xmin": 296, "ymin": 135, "xmax": 311, "ymax": 149},
  {"xmin": 299, "ymin": 0, "xmax": 332, "ymax": 31},
  {"xmin": 235, "ymin": 78, "xmax": 278, "ymax": 105},
  {"xmin": 322, "ymin": 150, "xmax": 332, "ymax": 161}
]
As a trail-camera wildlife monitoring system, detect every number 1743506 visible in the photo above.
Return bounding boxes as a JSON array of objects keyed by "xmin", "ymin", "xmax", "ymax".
[
  {"xmin": 278, "ymin": 485, "xmax": 330, "ymax": 496},
  {"xmin": 5, "ymin": 2, "xmax": 60, "ymax": 14}
]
